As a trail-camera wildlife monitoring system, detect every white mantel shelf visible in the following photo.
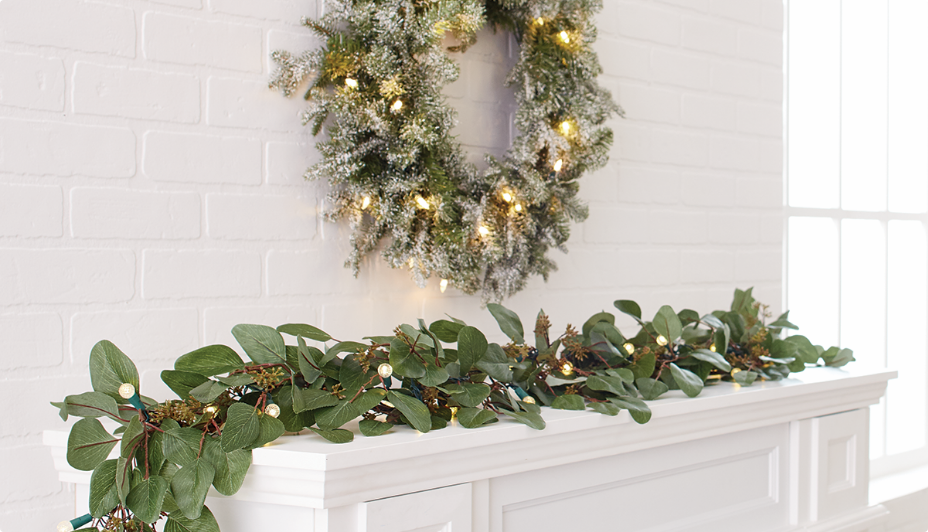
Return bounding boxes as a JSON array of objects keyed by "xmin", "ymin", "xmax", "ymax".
[{"xmin": 46, "ymin": 367, "xmax": 896, "ymax": 532}]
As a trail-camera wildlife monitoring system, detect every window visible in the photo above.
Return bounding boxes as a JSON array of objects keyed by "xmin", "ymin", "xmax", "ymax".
[{"xmin": 786, "ymin": 0, "xmax": 928, "ymax": 475}]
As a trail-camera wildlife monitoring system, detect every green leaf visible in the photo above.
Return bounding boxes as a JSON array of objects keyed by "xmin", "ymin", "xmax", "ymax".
[
  {"xmin": 89, "ymin": 340, "xmax": 140, "ymax": 402},
  {"xmin": 175, "ymin": 345, "xmax": 244, "ymax": 377},
  {"xmin": 387, "ymin": 391, "xmax": 432, "ymax": 433},
  {"xmin": 400, "ymin": 323, "xmax": 434, "ymax": 348},
  {"xmin": 487, "ymin": 303, "xmax": 525, "ymax": 344},
  {"xmin": 429, "ymin": 319, "xmax": 465, "ymax": 343},
  {"xmin": 475, "ymin": 343, "xmax": 513, "ymax": 382},
  {"xmin": 605, "ymin": 368, "xmax": 635, "ymax": 383},
  {"xmin": 172, "ymin": 459, "xmax": 215, "ymax": 520},
  {"xmin": 326, "ymin": 341, "xmax": 368, "ymax": 358},
  {"xmin": 188, "ymin": 380, "xmax": 227, "ymax": 403},
  {"xmin": 440, "ymin": 383, "xmax": 490, "ymax": 408},
  {"xmin": 420, "ymin": 360, "xmax": 450, "ymax": 387},
  {"xmin": 147, "ymin": 431, "xmax": 166, "ymax": 474},
  {"xmin": 769, "ymin": 311, "xmax": 799, "ymax": 330},
  {"xmin": 120, "ymin": 417, "xmax": 144, "ymax": 458},
  {"xmin": 669, "ymin": 363, "xmax": 704, "ymax": 398},
  {"xmin": 63, "ymin": 391, "xmax": 120, "ymax": 421},
  {"xmin": 315, "ymin": 398, "xmax": 360, "ymax": 430},
  {"xmin": 231, "ymin": 324, "xmax": 287, "ymax": 365},
  {"xmin": 339, "ymin": 353, "xmax": 370, "ymax": 394},
  {"xmin": 614, "ymin": 300, "xmax": 642, "ymax": 320},
  {"xmin": 245, "ymin": 414, "xmax": 285, "ymax": 450},
  {"xmin": 635, "ymin": 378, "xmax": 669, "ymax": 400},
  {"xmin": 785, "ymin": 335, "xmax": 819, "ymax": 364},
  {"xmin": 586, "ymin": 375, "xmax": 627, "ymax": 396},
  {"xmin": 535, "ymin": 309, "xmax": 550, "ymax": 349},
  {"xmin": 163, "ymin": 427, "xmax": 203, "ymax": 467},
  {"xmin": 551, "ymin": 394, "xmax": 586, "ymax": 410},
  {"xmin": 274, "ymin": 385, "xmax": 315, "ymax": 432},
  {"xmin": 353, "ymin": 388, "xmax": 388, "ymax": 413},
  {"xmin": 292, "ymin": 387, "xmax": 339, "ymax": 413},
  {"xmin": 89, "ymin": 459, "xmax": 119, "ymax": 518},
  {"xmin": 164, "ymin": 506, "xmax": 220, "ymax": 532},
  {"xmin": 67, "ymin": 418, "xmax": 118, "ymax": 471},
  {"xmin": 629, "ymin": 352, "xmax": 656, "ymax": 380},
  {"xmin": 588, "ymin": 402, "xmax": 621, "ymax": 416},
  {"xmin": 501, "ymin": 409, "xmax": 545, "ymax": 430},
  {"xmin": 309, "ymin": 427, "xmax": 354, "ymax": 443},
  {"xmin": 582, "ymin": 312, "xmax": 615, "ymax": 339},
  {"xmin": 825, "ymin": 347, "xmax": 855, "ymax": 367},
  {"xmin": 733, "ymin": 370, "xmax": 758, "ymax": 385},
  {"xmin": 220, "ymin": 403, "xmax": 260, "ymax": 452},
  {"xmin": 457, "ymin": 326, "xmax": 488, "ymax": 373},
  {"xmin": 388, "ymin": 337, "xmax": 426, "ymax": 378},
  {"xmin": 456, "ymin": 407, "xmax": 497, "ymax": 428},
  {"xmin": 731, "ymin": 287, "xmax": 757, "ymax": 315},
  {"xmin": 714, "ymin": 323, "xmax": 730, "ymax": 359},
  {"xmin": 690, "ymin": 349, "xmax": 732, "ymax": 372},
  {"xmin": 359, "ymin": 419, "xmax": 393, "ymax": 437},
  {"xmin": 277, "ymin": 323, "xmax": 331, "ymax": 342},
  {"xmin": 215, "ymin": 374, "xmax": 254, "ymax": 387},
  {"xmin": 610, "ymin": 396, "xmax": 652, "ymax": 424},
  {"xmin": 161, "ymin": 370, "xmax": 209, "ymax": 400},
  {"xmin": 653, "ymin": 305, "xmax": 683, "ymax": 343},
  {"xmin": 297, "ymin": 337, "xmax": 324, "ymax": 384},
  {"xmin": 115, "ymin": 457, "xmax": 131, "ymax": 506},
  {"xmin": 127, "ymin": 476, "xmax": 168, "ymax": 523}
]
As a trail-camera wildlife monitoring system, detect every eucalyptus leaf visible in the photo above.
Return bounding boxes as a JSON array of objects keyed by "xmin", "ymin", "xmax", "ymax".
[
  {"xmin": 309, "ymin": 427, "xmax": 354, "ymax": 443},
  {"xmin": 388, "ymin": 337, "xmax": 426, "ymax": 378},
  {"xmin": 188, "ymin": 380, "xmax": 227, "ymax": 403},
  {"xmin": 231, "ymin": 324, "xmax": 287, "ymax": 365},
  {"xmin": 171, "ymin": 458, "xmax": 215, "ymax": 519},
  {"xmin": 89, "ymin": 459, "xmax": 119, "ymax": 518},
  {"xmin": 582, "ymin": 312, "xmax": 615, "ymax": 339},
  {"xmin": 653, "ymin": 305, "xmax": 683, "ymax": 343},
  {"xmin": 245, "ymin": 414, "xmax": 285, "ymax": 450},
  {"xmin": 441, "ymin": 383, "xmax": 490, "ymax": 408},
  {"xmin": 292, "ymin": 387, "xmax": 339, "ymax": 413},
  {"xmin": 115, "ymin": 457, "xmax": 131, "ymax": 506},
  {"xmin": 273, "ymin": 385, "xmax": 315, "ymax": 432},
  {"xmin": 733, "ymin": 370, "xmax": 758, "ymax": 385},
  {"xmin": 551, "ymin": 394, "xmax": 586, "ymax": 410},
  {"xmin": 89, "ymin": 340, "xmax": 139, "ymax": 402},
  {"xmin": 127, "ymin": 476, "xmax": 168, "ymax": 523},
  {"xmin": 277, "ymin": 323, "xmax": 331, "ymax": 342},
  {"xmin": 487, "ymin": 303, "xmax": 525, "ymax": 344},
  {"xmin": 475, "ymin": 343, "xmax": 513, "ymax": 382},
  {"xmin": 456, "ymin": 407, "xmax": 497, "ymax": 428},
  {"xmin": 220, "ymin": 403, "xmax": 260, "ymax": 452},
  {"xmin": 501, "ymin": 409, "xmax": 545, "ymax": 430},
  {"xmin": 586, "ymin": 375, "xmax": 627, "ymax": 396},
  {"xmin": 67, "ymin": 418, "xmax": 118, "ymax": 471},
  {"xmin": 429, "ymin": 320, "xmax": 464, "ymax": 343},
  {"xmin": 690, "ymin": 349, "xmax": 732, "ymax": 372},
  {"xmin": 635, "ymin": 377, "xmax": 669, "ymax": 400},
  {"xmin": 163, "ymin": 427, "xmax": 205, "ymax": 468},
  {"xmin": 161, "ymin": 370, "xmax": 209, "ymax": 400},
  {"xmin": 387, "ymin": 391, "xmax": 431, "ymax": 433},
  {"xmin": 63, "ymin": 391, "xmax": 120, "ymax": 421},
  {"xmin": 297, "ymin": 337, "xmax": 324, "ymax": 384},
  {"xmin": 399, "ymin": 324, "xmax": 434, "ymax": 348},
  {"xmin": 614, "ymin": 300, "xmax": 642, "ymax": 320},
  {"xmin": 175, "ymin": 345, "xmax": 244, "ymax": 377},
  {"xmin": 610, "ymin": 396, "xmax": 652, "ymax": 424},
  {"xmin": 353, "ymin": 388, "xmax": 388, "ymax": 413},
  {"xmin": 669, "ymin": 363, "xmax": 704, "ymax": 398},
  {"xmin": 120, "ymin": 417, "xmax": 144, "ymax": 458},
  {"xmin": 588, "ymin": 402, "xmax": 621, "ymax": 416},
  {"xmin": 315, "ymin": 399, "xmax": 360, "ymax": 430},
  {"xmin": 420, "ymin": 360, "xmax": 450, "ymax": 387},
  {"xmin": 629, "ymin": 352, "xmax": 656, "ymax": 380},
  {"xmin": 164, "ymin": 506, "xmax": 220, "ymax": 532},
  {"xmin": 326, "ymin": 341, "xmax": 368, "ymax": 358},
  {"xmin": 457, "ymin": 326, "xmax": 488, "ymax": 373},
  {"xmin": 359, "ymin": 419, "xmax": 393, "ymax": 437},
  {"xmin": 339, "ymin": 353, "xmax": 370, "ymax": 394}
]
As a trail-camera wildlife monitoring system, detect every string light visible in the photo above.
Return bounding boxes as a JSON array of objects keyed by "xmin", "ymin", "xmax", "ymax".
[
  {"xmin": 264, "ymin": 404, "xmax": 280, "ymax": 418},
  {"xmin": 478, "ymin": 225, "xmax": 490, "ymax": 236},
  {"xmin": 561, "ymin": 361, "xmax": 574, "ymax": 375},
  {"xmin": 523, "ymin": 396, "xmax": 536, "ymax": 405},
  {"xmin": 440, "ymin": 279, "xmax": 449, "ymax": 293},
  {"xmin": 535, "ymin": 17, "xmax": 544, "ymax": 25},
  {"xmin": 710, "ymin": 343, "xmax": 717, "ymax": 352},
  {"xmin": 378, "ymin": 363, "xmax": 394, "ymax": 379},
  {"xmin": 118, "ymin": 383, "xmax": 136, "ymax": 399},
  {"xmin": 391, "ymin": 99, "xmax": 403, "ymax": 112},
  {"xmin": 554, "ymin": 159, "xmax": 563, "ymax": 172},
  {"xmin": 58, "ymin": 515, "xmax": 92, "ymax": 532},
  {"xmin": 501, "ymin": 191, "xmax": 513, "ymax": 203},
  {"xmin": 415, "ymin": 195, "xmax": 430, "ymax": 210},
  {"xmin": 204, "ymin": 405, "xmax": 218, "ymax": 416},
  {"xmin": 345, "ymin": 77, "xmax": 358, "ymax": 88},
  {"xmin": 559, "ymin": 31, "xmax": 570, "ymax": 43},
  {"xmin": 515, "ymin": 204, "xmax": 523, "ymax": 212},
  {"xmin": 623, "ymin": 342, "xmax": 635, "ymax": 355},
  {"xmin": 560, "ymin": 121, "xmax": 571, "ymax": 135},
  {"xmin": 361, "ymin": 196, "xmax": 371, "ymax": 209},
  {"xmin": 656, "ymin": 335, "xmax": 668, "ymax": 346}
]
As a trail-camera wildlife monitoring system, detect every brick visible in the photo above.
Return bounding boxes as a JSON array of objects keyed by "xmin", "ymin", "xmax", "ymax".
[
  {"xmin": 737, "ymin": 101, "xmax": 781, "ymax": 137},
  {"xmin": 738, "ymin": 27, "xmax": 781, "ymax": 66},
  {"xmin": 0, "ymin": 313, "xmax": 63, "ymax": 369},
  {"xmin": 617, "ymin": 83, "xmax": 680, "ymax": 124},
  {"xmin": 680, "ymin": 250, "xmax": 735, "ymax": 283},
  {"xmin": 710, "ymin": 60, "xmax": 761, "ymax": 97},
  {"xmin": 267, "ymin": 29, "xmax": 323, "ymax": 67},
  {"xmin": 208, "ymin": 77, "xmax": 304, "ymax": 131},
  {"xmin": 681, "ymin": 173, "xmax": 735, "ymax": 206},
  {"xmin": 0, "ymin": 119, "xmax": 135, "ymax": 178},
  {"xmin": 73, "ymin": 62, "xmax": 200, "ymax": 123},
  {"xmin": 613, "ymin": 122, "xmax": 651, "ymax": 163},
  {"xmin": 142, "ymin": 249, "xmax": 261, "ymax": 299},
  {"xmin": 735, "ymin": 249, "xmax": 781, "ymax": 281},
  {"xmin": 0, "ymin": 0, "xmax": 135, "ymax": 56},
  {"xmin": 1, "ymin": 375, "xmax": 91, "ymax": 443},
  {"xmin": 206, "ymin": 193, "xmax": 316, "ymax": 240},
  {"xmin": 0, "ymin": 249, "xmax": 135, "ymax": 304},
  {"xmin": 708, "ymin": 213, "xmax": 760, "ymax": 244},
  {"xmin": 682, "ymin": 94, "xmax": 737, "ymax": 131},
  {"xmin": 143, "ymin": 12, "xmax": 262, "ymax": 73},
  {"xmin": 617, "ymin": 165, "xmax": 681, "ymax": 204},
  {"xmin": 651, "ymin": 128, "xmax": 708, "ymax": 167},
  {"xmin": 709, "ymin": 0, "xmax": 762, "ymax": 25},
  {"xmin": 71, "ymin": 308, "xmax": 199, "ymax": 363},
  {"xmin": 0, "ymin": 184, "xmax": 62, "ymax": 237},
  {"xmin": 267, "ymin": 249, "xmax": 366, "ymax": 297},
  {"xmin": 736, "ymin": 176, "xmax": 782, "ymax": 208},
  {"xmin": 70, "ymin": 188, "xmax": 201, "ymax": 239},
  {"xmin": 577, "ymin": 163, "xmax": 619, "ymax": 203},
  {"xmin": 682, "ymin": 16, "xmax": 738, "ymax": 56},
  {"xmin": 0, "ymin": 497, "xmax": 72, "ymax": 532},
  {"xmin": 595, "ymin": 38, "xmax": 650, "ymax": 80},
  {"xmin": 210, "ymin": 0, "xmax": 317, "ymax": 22},
  {"xmin": 652, "ymin": 49, "xmax": 709, "ymax": 89},
  {"xmin": 760, "ymin": 66, "xmax": 782, "ymax": 102},
  {"xmin": 615, "ymin": 3, "xmax": 681, "ymax": 45},
  {"xmin": 0, "ymin": 444, "xmax": 65, "ymax": 502},
  {"xmin": 655, "ymin": 0, "xmax": 710, "ymax": 12},
  {"xmin": 617, "ymin": 249, "xmax": 680, "ymax": 286},
  {"xmin": 586, "ymin": 207, "xmax": 706, "ymax": 245},
  {"xmin": 204, "ymin": 305, "xmax": 320, "ymax": 347},
  {"xmin": 760, "ymin": 0, "xmax": 784, "ymax": 31},
  {"xmin": 152, "ymin": 0, "xmax": 203, "ymax": 7},
  {"xmin": 761, "ymin": 214, "xmax": 783, "ymax": 244},
  {"xmin": 759, "ymin": 139, "xmax": 783, "ymax": 173},
  {"xmin": 455, "ymin": 101, "xmax": 512, "ymax": 150},
  {"xmin": 143, "ymin": 131, "xmax": 261, "ymax": 185},
  {"xmin": 709, "ymin": 134, "xmax": 759, "ymax": 171},
  {"xmin": 0, "ymin": 51, "xmax": 64, "ymax": 111},
  {"xmin": 266, "ymin": 141, "xmax": 321, "ymax": 185}
]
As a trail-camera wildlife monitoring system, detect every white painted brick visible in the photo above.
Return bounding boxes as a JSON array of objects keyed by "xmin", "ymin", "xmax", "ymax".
[
  {"xmin": 73, "ymin": 63, "xmax": 200, "ymax": 123},
  {"xmin": 709, "ymin": 0, "xmax": 762, "ymax": 25},
  {"xmin": 595, "ymin": 38, "xmax": 651, "ymax": 80},
  {"xmin": 1, "ymin": 375, "xmax": 90, "ymax": 442},
  {"xmin": 577, "ymin": 163, "xmax": 619, "ymax": 203},
  {"xmin": 0, "ymin": 0, "xmax": 135, "ymax": 56},
  {"xmin": 617, "ymin": 83, "xmax": 680, "ymax": 124},
  {"xmin": 208, "ymin": 77, "xmax": 304, "ymax": 130},
  {"xmin": 650, "ymin": 128, "xmax": 708, "ymax": 167},
  {"xmin": 0, "ymin": 249, "xmax": 135, "ymax": 304},
  {"xmin": 709, "ymin": 134, "xmax": 759, "ymax": 171},
  {"xmin": 617, "ymin": 249, "xmax": 680, "ymax": 286},
  {"xmin": 735, "ymin": 249, "xmax": 781, "ymax": 281},
  {"xmin": 210, "ymin": 0, "xmax": 317, "ymax": 22},
  {"xmin": 0, "ymin": 51, "xmax": 64, "ymax": 111},
  {"xmin": 682, "ymin": 16, "xmax": 738, "ymax": 55},
  {"xmin": 710, "ymin": 60, "xmax": 761, "ymax": 97},
  {"xmin": 267, "ymin": 29, "xmax": 323, "ymax": 69},
  {"xmin": 615, "ymin": 4, "xmax": 681, "ymax": 46},
  {"xmin": 586, "ymin": 206, "xmax": 707, "ymax": 244},
  {"xmin": 761, "ymin": 214, "xmax": 783, "ymax": 244},
  {"xmin": 614, "ymin": 121, "xmax": 652, "ymax": 163},
  {"xmin": 736, "ymin": 176, "xmax": 782, "ymax": 208},
  {"xmin": 0, "ymin": 119, "xmax": 136, "ymax": 177},
  {"xmin": 681, "ymin": 173, "xmax": 736, "ymax": 206},
  {"xmin": 455, "ymin": 101, "xmax": 512, "ymax": 150},
  {"xmin": 142, "ymin": 249, "xmax": 261, "ymax": 299},
  {"xmin": 71, "ymin": 308, "xmax": 199, "ymax": 363},
  {"xmin": 143, "ymin": 131, "xmax": 261, "ymax": 185},
  {"xmin": 0, "ymin": 184, "xmax": 62, "ymax": 237},
  {"xmin": 152, "ymin": 0, "xmax": 203, "ymax": 8},
  {"xmin": 655, "ymin": 0, "xmax": 710, "ymax": 12},
  {"xmin": 0, "ymin": 313, "xmax": 62, "ymax": 369},
  {"xmin": 266, "ymin": 141, "xmax": 320, "ymax": 185},
  {"xmin": 267, "ymin": 248, "xmax": 367, "ymax": 297},
  {"xmin": 206, "ymin": 193, "xmax": 316, "ymax": 240},
  {"xmin": 760, "ymin": 66, "xmax": 782, "ymax": 102},
  {"xmin": 707, "ymin": 213, "xmax": 761, "ymax": 244},
  {"xmin": 70, "ymin": 188, "xmax": 201, "ymax": 239},
  {"xmin": 143, "ymin": 12, "xmax": 262, "ymax": 73},
  {"xmin": 204, "ymin": 305, "xmax": 320, "ymax": 347},
  {"xmin": 652, "ymin": 49, "xmax": 709, "ymax": 89},
  {"xmin": 0, "ymin": 498, "xmax": 72, "ymax": 532},
  {"xmin": 739, "ymin": 27, "xmax": 781, "ymax": 66},
  {"xmin": 738, "ymin": 101, "xmax": 781, "ymax": 137},
  {"xmin": 616, "ymin": 165, "xmax": 681, "ymax": 204},
  {"xmin": 760, "ymin": 0, "xmax": 784, "ymax": 31},
  {"xmin": 759, "ymin": 139, "xmax": 783, "ymax": 173},
  {"xmin": 0, "ymin": 444, "xmax": 65, "ymax": 501},
  {"xmin": 680, "ymin": 250, "xmax": 735, "ymax": 283},
  {"xmin": 682, "ymin": 94, "xmax": 737, "ymax": 131}
]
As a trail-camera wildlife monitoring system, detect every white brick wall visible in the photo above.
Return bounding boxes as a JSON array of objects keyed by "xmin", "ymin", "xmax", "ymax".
[{"xmin": 0, "ymin": 0, "xmax": 784, "ymax": 529}]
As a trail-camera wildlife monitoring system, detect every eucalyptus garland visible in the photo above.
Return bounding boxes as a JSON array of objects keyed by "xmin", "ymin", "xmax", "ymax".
[
  {"xmin": 270, "ymin": 0, "xmax": 620, "ymax": 301},
  {"xmin": 52, "ymin": 288, "xmax": 853, "ymax": 532}
]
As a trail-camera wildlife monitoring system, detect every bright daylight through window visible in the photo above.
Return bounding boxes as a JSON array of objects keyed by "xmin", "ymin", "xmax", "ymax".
[{"xmin": 787, "ymin": 0, "xmax": 928, "ymax": 475}]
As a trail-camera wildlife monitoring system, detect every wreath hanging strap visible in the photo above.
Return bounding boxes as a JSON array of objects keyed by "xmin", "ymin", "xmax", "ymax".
[{"xmin": 271, "ymin": 0, "xmax": 621, "ymax": 301}]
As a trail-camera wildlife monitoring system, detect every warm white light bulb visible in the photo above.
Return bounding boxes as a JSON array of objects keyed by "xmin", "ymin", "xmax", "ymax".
[
  {"xmin": 118, "ymin": 383, "xmax": 136, "ymax": 399},
  {"xmin": 378, "ymin": 363, "xmax": 394, "ymax": 379},
  {"xmin": 515, "ymin": 204, "xmax": 523, "ymax": 212},
  {"xmin": 623, "ymin": 342, "xmax": 635, "ymax": 355},
  {"xmin": 345, "ymin": 78, "xmax": 358, "ymax": 88},
  {"xmin": 416, "ymin": 195, "xmax": 430, "ymax": 210},
  {"xmin": 656, "ymin": 335, "xmax": 668, "ymax": 346},
  {"xmin": 204, "ymin": 405, "xmax": 218, "ymax": 415},
  {"xmin": 523, "ymin": 396, "xmax": 536, "ymax": 405},
  {"xmin": 361, "ymin": 196, "xmax": 371, "ymax": 209},
  {"xmin": 440, "ymin": 279, "xmax": 449, "ymax": 293},
  {"xmin": 561, "ymin": 362, "xmax": 573, "ymax": 375},
  {"xmin": 264, "ymin": 404, "xmax": 280, "ymax": 418},
  {"xmin": 559, "ymin": 31, "xmax": 570, "ymax": 43},
  {"xmin": 554, "ymin": 159, "xmax": 563, "ymax": 172},
  {"xmin": 478, "ymin": 225, "xmax": 490, "ymax": 236},
  {"xmin": 391, "ymin": 99, "xmax": 403, "ymax": 112},
  {"xmin": 535, "ymin": 17, "xmax": 544, "ymax": 25},
  {"xmin": 560, "ymin": 121, "xmax": 571, "ymax": 135},
  {"xmin": 502, "ymin": 191, "xmax": 513, "ymax": 203},
  {"xmin": 57, "ymin": 521, "xmax": 74, "ymax": 532},
  {"xmin": 710, "ymin": 343, "xmax": 717, "ymax": 352}
]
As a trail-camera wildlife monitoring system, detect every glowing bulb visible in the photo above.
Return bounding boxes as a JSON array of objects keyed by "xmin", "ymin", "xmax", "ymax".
[
  {"xmin": 478, "ymin": 225, "xmax": 490, "ymax": 237},
  {"xmin": 535, "ymin": 17, "xmax": 544, "ymax": 25},
  {"xmin": 391, "ymin": 99, "xmax": 403, "ymax": 112},
  {"xmin": 345, "ymin": 77, "xmax": 358, "ymax": 88},
  {"xmin": 623, "ymin": 342, "xmax": 635, "ymax": 355},
  {"xmin": 560, "ymin": 121, "xmax": 571, "ymax": 135},
  {"xmin": 656, "ymin": 335, "xmax": 668, "ymax": 346},
  {"xmin": 415, "ymin": 195, "xmax": 430, "ymax": 209},
  {"xmin": 361, "ymin": 196, "xmax": 371, "ymax": 209},
  {"xmin": 204, "ymin": 405, "xmax": 218, "ymax": 415},
  {"xmin": 515, "ymin": 204, "xmax": 523, "ymax": 212},
  {"xmin": 440, "ymin": 279, "xmax": 449, "ymax": 293},
  {"xmin": 378, "ymin": 363, "xmax": 394, "ymax": 379},
  {"xmin": 502, "ymin": 191, "xmax": 513, "ymax": 203},
  {"xmin": 561, "ymin": 362, "xmax": 573, "ymax": 375},
  {"xmin": 57, "ymin": 522, "xmax": 74, "ymax": 532},
  {"xmin": 450, "ymin": 406, "xmax": 459, "ymax": 418},
  {"xmin": 710, "ymin": 343, "xmax": 717, "ymax": 352},
  {"xmin": 118, "ymin": 383, "xmax": 136, "ymax": 399},
  {"xmin": 559, "ymin": 31, "xmax": 570, "ymax": 43},
  {"xmin": 408, "ymin": 258, "xmax": 415, "ymax": 268},
  {"xmin": 554, "ymin": 159, "xmax": 563, "ymax": 172},
  {"xmin": 523, "ymin": 396, "xmax": 536, "ymax": 405},
  {"xmin": 264, "ymin": 404, "xmax": 281, "ymax": 418},
  {"xmin": 731, "ymin": 368, "xmax": 742, "ymax": 374}
]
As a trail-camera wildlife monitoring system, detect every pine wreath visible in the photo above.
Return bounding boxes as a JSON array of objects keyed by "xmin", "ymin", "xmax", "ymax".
[{"xmin": 271, "ymin": 0, "xmax": 620, "ymax": 301}]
